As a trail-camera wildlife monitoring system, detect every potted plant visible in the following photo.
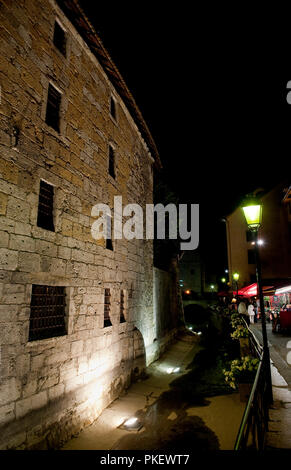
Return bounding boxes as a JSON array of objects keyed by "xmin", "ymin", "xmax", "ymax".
[
  {"xmin": 230, "ymin": 313, "xmax": 245, "ymax": 329},
  {"xmin": 223, "ymin": 356, "xmax": 260, "ymax": 401},
  {"xmin": 231, "ymin": 325, "xmax": 250, "ymax": 356}
]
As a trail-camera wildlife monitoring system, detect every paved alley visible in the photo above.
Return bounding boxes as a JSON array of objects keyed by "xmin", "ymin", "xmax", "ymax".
[{"xmin": 62, "ymin": 333, "xmax": 244, "ymax": 451}]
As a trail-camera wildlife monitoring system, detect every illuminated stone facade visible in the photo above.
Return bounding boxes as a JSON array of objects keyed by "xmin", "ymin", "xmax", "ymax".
[{"xmin": 0, "ymin": 0, "xmax": 177, "ymax": 449}]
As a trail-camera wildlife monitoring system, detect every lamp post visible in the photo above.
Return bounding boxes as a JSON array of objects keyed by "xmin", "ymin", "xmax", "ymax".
[
  {"xmin": 242, "ymin": 197, "xmax": 273, "ymax": 403},
  {"xmin": 233, "ymin": 272, "xmax": 239, "ymax": 301}
]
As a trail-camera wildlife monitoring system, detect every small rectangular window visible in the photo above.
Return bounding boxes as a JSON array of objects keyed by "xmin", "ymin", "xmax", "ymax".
[
  {"xmin": 45, "ymin": 83, "xmax": 61, "ymax": 132},
  {"xmin": 37, "ymin": 180, "xmax": 55, "ymax": 231},
  {"xmin": 53, "ymin": 21, "xmax": 66, "ymax": 56},
  {"xmin": 29, "ymin": 285, "xmax": 66, "ymax": 341},
  {"xmin": 109, "ymin": 145, "xmax": 115, "ymax": 179},
  {"xmin": 120, "ymin": 290, "xmax": 126, "ymax": 323},
  {"xmin": 104, "ymin": 288, "xmax": 112, "ymax": 327},
  {"xmin": 110, "ymin": 97, "xmax": 116, "ymax": 120},
  {"xmin": 106, "ymin": 214, "xmax": 113, "ymax": 251},
  {"xmin": 248, "ymin": 249, "xmax": 256, "ymax": 264}
]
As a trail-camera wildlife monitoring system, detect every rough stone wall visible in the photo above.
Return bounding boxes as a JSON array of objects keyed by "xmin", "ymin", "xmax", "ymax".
[
  {"xmin": 152, "ymin": 267, "xmax": 180, "ymax": 360},
  {"xmin": 0, "ymin": 0, "xmax": 171, "ymax": 449}
]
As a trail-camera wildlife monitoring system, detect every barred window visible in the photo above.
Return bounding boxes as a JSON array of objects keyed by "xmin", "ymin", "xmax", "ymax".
[
  {"xmin": 109, "ymin": 145, "xmax": 115, "ymax": 179},
  {"xmin": 110, "ymin": 97, "xmax": 117, "ymax": 120},
  {"xmin": 104, "ymin": 288, "xmax": 112, "ymax": 327},
  {"xmin": 37, "ymin": 180, "xmax": 55, "ymax": 231},
  {"xmin": 120, "ymin": 290, "xmax": 126, "ymax": 323},
  {"xmin": 53, "ymin": 21, "xmax": 66, "ymax": 56},
  {"xmin": 45, "ymin": 83, "xmax": 61, "ymax": 132},
  {"xmin": 29, "ymin": 285, "xmax": 66, "ymax": 341}
]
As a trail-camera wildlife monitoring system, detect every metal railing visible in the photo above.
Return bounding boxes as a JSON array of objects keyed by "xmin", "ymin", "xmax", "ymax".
[{"xmin": 234, "ymin": 324, "xmax": 270, "ymax": 450}]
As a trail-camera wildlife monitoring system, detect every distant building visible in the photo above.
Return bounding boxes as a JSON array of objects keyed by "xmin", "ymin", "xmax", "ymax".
[
  {"xmin": 179, "ymin": 249, "xmax": 202, "ymax": 295},
  {"xmin": 226, "ymin": 183, "xmax": 291, "ymax": 290}
]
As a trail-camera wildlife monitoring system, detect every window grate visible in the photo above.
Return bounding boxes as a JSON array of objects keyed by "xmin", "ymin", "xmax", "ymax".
[
  {"xmin": 37, "ymin": 180, "xmax": 55, "ymax": 231},
  {"xmin": 53, "ymin": 21, "xmax": 66, "ymax": 56},
  {"xmin": 29, "ymin": 285, "xmax": 66, "ymax": 341},
  {"xmin": 45, "ymin": 83, "xmax": 61, "ymax": 132},
  {"xmin": 109, "ymin": 145, "xmax": 115, "ymax": 179},
  {"xmin": 104, "ymin": 288, "xmax": 112, "ymax": 327},
  {"xmin": 120, "ymin": 290, "xmax": 126, "ymax": 323}
]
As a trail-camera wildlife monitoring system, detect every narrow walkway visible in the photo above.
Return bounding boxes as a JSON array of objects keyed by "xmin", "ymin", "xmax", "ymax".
[
  {"xmin": 250, "ymin": 323, "xmax": 291, "ymax": 449},
  {"xmin": 62, "ymin": 333, "xmax": 244, "ymax": 450}
]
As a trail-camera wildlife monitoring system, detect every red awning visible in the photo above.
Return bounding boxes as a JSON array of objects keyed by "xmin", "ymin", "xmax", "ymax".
[
  {"xmin": 233, "ymin": 283, "xmax": 274, "ymax": 298},
  {"xmin": 233, "ymin": 283, "xmax": 257, "ymax": 298}
]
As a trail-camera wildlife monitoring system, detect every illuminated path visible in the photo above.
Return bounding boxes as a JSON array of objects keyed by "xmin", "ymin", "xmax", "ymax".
[{"xmin": 62, "ymin": 333, "xmax": 244, "ymax": 450}]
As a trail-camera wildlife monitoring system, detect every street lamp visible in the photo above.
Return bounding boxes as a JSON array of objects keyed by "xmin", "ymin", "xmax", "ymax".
[
  {"xmin": 221, "ymin": 277, "xmax": 226, "ymax": 283},
  {"xmin": 233, "ymin": 272, "xmax": 239, "ymax": 300},
  {"xmin": 242, "ymin": 196, "xmax": 273, "ymax": 402}
]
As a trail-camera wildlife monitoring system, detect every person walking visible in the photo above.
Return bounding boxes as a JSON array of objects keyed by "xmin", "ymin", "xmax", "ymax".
[
  {"xmin": 238, "ymin": 300, "xmax": 249, "ymax": 324},
  {"xmin": 253, "ymin": 302, "xmax": 258, "ymax": 322},
  {"xmin": 248, "ymin": 303, "xmax": 255, "ymax": 324}
]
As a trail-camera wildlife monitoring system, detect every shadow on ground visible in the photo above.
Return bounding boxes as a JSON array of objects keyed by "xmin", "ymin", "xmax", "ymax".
[{"xmin": 113, "ymin": 310, "xmax": 240, "ymax": 450}]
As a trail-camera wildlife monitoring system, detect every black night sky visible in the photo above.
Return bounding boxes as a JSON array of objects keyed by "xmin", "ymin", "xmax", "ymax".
[{"xmin": 79, "ymin": 2, "xmax": 290, "ymax": 279}]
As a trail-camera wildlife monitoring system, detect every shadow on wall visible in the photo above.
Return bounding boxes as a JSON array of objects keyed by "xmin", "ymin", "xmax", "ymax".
[{"xmin": 132, "ymin": 327, "xmax": 147, "ymax": 381}]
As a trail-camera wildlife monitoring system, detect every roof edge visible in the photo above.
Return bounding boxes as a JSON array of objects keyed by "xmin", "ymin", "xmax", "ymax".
[{"xmin": 55, "ymin": 0, "xmax": 162, "ymax": 168}]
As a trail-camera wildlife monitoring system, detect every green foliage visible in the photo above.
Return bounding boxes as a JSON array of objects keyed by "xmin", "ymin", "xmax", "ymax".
[
  {"xmin": 223, "ymin": 356, "xmax": 260, "ymax": 389},
  {"xmin": 231, "ymin": 325, "xmax": 250, "ymax": 340},
  {"xmin": 230, "ymin": 313, "xmax": 246, "ymax": 329}
]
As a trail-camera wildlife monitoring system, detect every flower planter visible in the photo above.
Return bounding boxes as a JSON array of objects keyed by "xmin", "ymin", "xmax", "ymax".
[
  {"xmin": 239, "ymin": 338, "xmax": 250, "ymax": 357},
  {"xmin": 238, "ymin": 382, "xmax": 253, "ymax": 402}
]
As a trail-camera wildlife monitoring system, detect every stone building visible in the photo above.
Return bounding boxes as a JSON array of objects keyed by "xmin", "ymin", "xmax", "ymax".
[
  {"xmin": 0, "ymin": 0, "xmax": 178, "ymax": 449},
  {"xmin": 225, "ymin": 183, "xmax": 291, "ymax": 289}
]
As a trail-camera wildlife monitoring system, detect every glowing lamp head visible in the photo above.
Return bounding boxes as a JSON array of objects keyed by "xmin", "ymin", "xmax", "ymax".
[
  {"xmin": 185, "ymin": 289, "xmax": 190, "ymax": 295},
  {"xmin": 242, "ymin": 198, "xmax": 262, "ymax": 231},
  {"xmin": 233, "ymin": 272, "xmax": 239, "ymax": 281},
  {"xmin": 221, "ymin": 278, "xmax": 226, "ymax": 283}
]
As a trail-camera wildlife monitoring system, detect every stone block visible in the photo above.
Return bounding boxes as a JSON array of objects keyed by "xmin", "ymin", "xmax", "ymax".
[
  {"xmin": 18, "ymin": 252, "xmax": 40, "ymax": 272},
  {"xmin": 6, "ymin": 196, "xmax": 30, "ymax": 223},
  {"xmin": 48, "ymin": 383, "xmax": 65, "ymax": 401},
  {"xmin": 71, "ymin": 340, "xmax": 84, "ymax": 356},
  {"xmin": 0, "ymin": 402, "xmax": 15, "ymax": 426},
  {"xmin": 0, "ymin": 192, "xmax": 8, "ymax": 215},
  {"xmin": 0, "ymin": 378, "xmax": 21, "ymax": 406},
  {"xmin": 14, "ymin": 222, "xmax": 31, "ymax": 236},
  {"xmin": 0, "ymin": 248, "xmax": 18, "ymax": 270},
  {"xmin": 0, "ymin": 231, "xmax": 9, "ymax": 248},
  {"xmin": 58, "ymin": 246, "xmax": 71, "ymax": 259},
  {"xmin": 9, "ymin": 234, "xmax": 35, "ymax": 252},
  {"xmin": 35, "ymin": 239, "xmax": 58, "ymax": 257}
]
